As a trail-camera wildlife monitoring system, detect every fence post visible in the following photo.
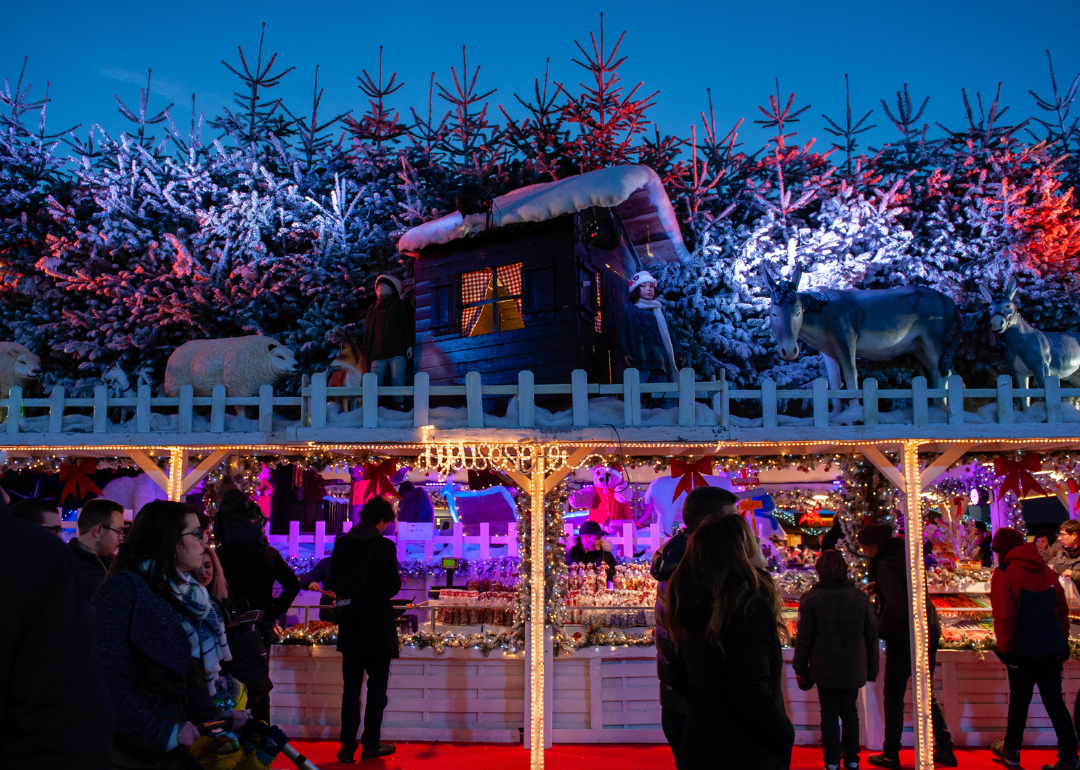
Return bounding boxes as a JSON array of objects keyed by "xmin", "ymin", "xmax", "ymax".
[
  {"xmin": 997, "ymin": 374, "xmax": 1014, "ymax": 425},
  {"xmin": 649, "ymin": 523, "xmax": 662, "ymax": 555},
  {"xmin": 413, "ymin": 372, "xmax": 430, "ymax": 428},
  {"xmin": 518, "ymin": 371, "xmax": 535, "ymax": 428},
  {"xmin": 5, "ymin": 385, "xmax": 21, "ymax": 434},
  {"xmin": 463, "ymin": 371, "xmax": 483, "ymax": 428},
  {"xmin": 1046, "ymin": 376, "xmax": 1062, "ymax": 424},
  {"xmin": 300, "ymin": 373, "xmax": 311, "ymax": 428},
  {"xmin": 136, "ymin": 384, "xmax": 151, "ymax": 433},
  {"xmin": 812, "ymin": 378, "xmax": 828, "ymax": 427},
  {"xmin": 452, "ymin": 522, "xmax": 465, "ymax": 559},
  {"xmin": 479, "ymin": 522, "xmax": 491, "ymax": 560},
  {"xmin": 259, "ymin": 384, "xmax": 274, "ymax": 432},
  {"xmin": 311, "ymin": 372, "xmax": 327, "ymax": 429},
  {"xmin": 912, "ymin": 377, "xmax": 929, "ymax": 427},
  {"xmin": 210, "ymin": 385, "xmax": 226, "ymax": 433},
  {"xmin": 175, "ymin": 385, "xmax": 194, "ymax": 433},
  {"xmin": 678, "ymin": 368, "xmax": 696, "ymax": 426},
  {"xmin": 288, "ymin": 521, "xmax": 300, "ymax": 559},
  {"xmin": 761, "ymin": 378, "xmax": 777, "ymax": 428},
  {"xmin": 719, "ymin": 373, "xmax": 730, "ymax": 427},
  {"xmin": 362, "ymin": 372, "xmax": 379, "ymax": 428},
  {"xmin": 48, "ymin": 386, "xmax": 65, "ymax": 434},
  {"xmin": 94, "ymin": 385, "xmax": 108, "ymax": 433},
  {"xmin": 947, "ymin": 375, "xmax": 964, "ymax": 426},
  {"xmin": 622, "ymin": 521, "xmax": 635, "ymax": 559},
  {"xmin": 314, "ymin": 520, "xmax": 326, "ymax": 559},
  {"xmin": 863, "ymin": 378, "xmax": 879, "ymax": 426},
  {"xmin": 571, "ymin": 369, "xmax": 589, "ymax": 427},
  {"xmin": 507, "ymin": 523, "xmax": 519, "ymax": 557},
  {"xmin": 624, "ymin": 367, "xmax": 641, "ymax": 426}
]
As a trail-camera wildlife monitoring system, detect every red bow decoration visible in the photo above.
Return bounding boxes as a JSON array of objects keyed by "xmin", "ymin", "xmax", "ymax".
[
  {"xmin": 799, "ymin": 508, "xmax": 824, "ymax": 527},
  {"xmin": 1069, "ymin": 479, "xmax": 1080, "ymax": 513},
  {"xmin": 994, "ymin": 454, "xmax": 1047, "ymax": 501},
  {"xmin": 58, "ymin": 458, "xmax": 102, "ymax": 504},
  {"xmin": 670, "ymin": 456, "xmax": 714, "ymax": 502},
  {"xmin": 353, "ymin": 460, "xmax": 400, "ymax": 504}
]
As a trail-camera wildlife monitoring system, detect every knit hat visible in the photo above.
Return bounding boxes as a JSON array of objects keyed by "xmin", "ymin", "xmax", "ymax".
[
  {"xmin": 628, "ymin": 271, "xmax": 658, "ymax": 294},
  {"xmin": 991, "ymin": 527, "xmax": 1026, "ymax": 555},
  {"xmin": 375, "ymin": 274, "xmax": 403, "ymax": 296}
]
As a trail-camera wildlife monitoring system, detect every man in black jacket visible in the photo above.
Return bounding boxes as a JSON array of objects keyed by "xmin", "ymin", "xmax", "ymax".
[
  {"xmin": 1, "ymin": 497, "xmax": 114, "ymax": 769},
  {"xmin": 215, "ymin": 484, "xmax": 301, "ymax": 722},
  {"xmin": 331, "ymin": 496, "xmax": 401, "ymax": 762},
  {"xmin": 858, "ymin": 525, "xmax": 957, "ymax": 769},
  {"xmin": 69, "ymin": 498, "xmax": 125, "ymax": 600},
  {"xmin": 650, "ymin": 485, "xmax": 739, "ymax": 769}
]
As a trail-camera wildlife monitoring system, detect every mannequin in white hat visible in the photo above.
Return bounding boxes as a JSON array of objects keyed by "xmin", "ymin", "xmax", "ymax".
[
  {"xmin": 618, "ymin": 271, "xmax": 683, "ymax": 404},
  {"xmin": 364, "ymin": 274, "xmax": 414, "ymax": 408}
]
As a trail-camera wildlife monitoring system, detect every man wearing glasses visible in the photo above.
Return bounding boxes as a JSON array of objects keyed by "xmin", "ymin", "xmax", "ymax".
[
  {"xmin": 69, "ymin": 498, "xmax": 126, "ymax": 600},
  {"xmin": 11, "ymin": 497, "xmax": 63, "ymax": 537},
  {"xmin": 1049, "ymin": 520, "xmax": 1080, "ymax": 601}
]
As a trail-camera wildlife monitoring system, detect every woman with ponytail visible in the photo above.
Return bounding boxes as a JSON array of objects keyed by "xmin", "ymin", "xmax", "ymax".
[{"xmin": 666, "ymin": 514, "xmax": 794, "ymax": 769}]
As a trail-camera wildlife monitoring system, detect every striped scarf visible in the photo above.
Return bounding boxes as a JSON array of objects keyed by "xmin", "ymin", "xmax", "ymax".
[{"xmin": 169, "ymin": 569, "xmax": 232, "ymax": 697}]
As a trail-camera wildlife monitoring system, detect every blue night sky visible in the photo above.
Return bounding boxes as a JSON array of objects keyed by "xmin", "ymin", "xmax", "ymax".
[{"xmin": 5, "ymin": 0, "xmax": 1080, "ymax": 156}]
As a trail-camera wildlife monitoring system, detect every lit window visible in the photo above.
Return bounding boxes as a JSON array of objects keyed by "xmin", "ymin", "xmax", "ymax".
[{"xmin": 461, "ymin": 263, "xmax": 525, "ymax": 337}]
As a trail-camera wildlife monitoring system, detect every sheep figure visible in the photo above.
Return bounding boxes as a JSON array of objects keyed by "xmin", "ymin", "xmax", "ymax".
[
  {"xmin": 165, "ymin": 336, "xmax": 298, "ymax": 417},
  {"xmin": 0, "ymin": 342, "xmax": 41, "ymax": 421}
]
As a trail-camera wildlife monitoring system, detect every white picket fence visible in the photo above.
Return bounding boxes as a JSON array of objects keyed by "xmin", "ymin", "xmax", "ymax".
[{"xmin": 3, "ymin": 369, "xmax": 1079, "ymax": 437}]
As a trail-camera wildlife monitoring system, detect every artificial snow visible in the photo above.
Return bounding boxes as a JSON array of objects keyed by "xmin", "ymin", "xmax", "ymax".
[{"xmin": 397, "ymin": 165, "xmax": 689, "ymax": 260}]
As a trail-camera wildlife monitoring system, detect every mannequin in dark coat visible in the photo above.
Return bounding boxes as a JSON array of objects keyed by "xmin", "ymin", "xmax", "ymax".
[
  {"xmin": 364, "ymin": 274, "xmax": 414, "ymax": 408},
  {"xmin": 1, "ymin": 501, "xmax": 114, "ymax": 770},
  {"xmin": 330, "ymin": 497, "xmax": 402, "ymax": 761}
]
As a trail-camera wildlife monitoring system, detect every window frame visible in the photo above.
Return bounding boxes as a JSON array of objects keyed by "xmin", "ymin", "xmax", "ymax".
[{"xmin": 460, "ymin": 263, "xmax": 526, "ymax": 337}]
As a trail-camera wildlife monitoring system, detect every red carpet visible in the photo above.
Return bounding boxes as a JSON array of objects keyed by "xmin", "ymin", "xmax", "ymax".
[{"xmin": 272, "ymin": 741, "xmax": 1067, "ymax": 769}]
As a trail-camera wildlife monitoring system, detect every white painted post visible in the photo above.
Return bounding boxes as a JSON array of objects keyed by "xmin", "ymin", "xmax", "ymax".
[
  {"xmin": 649, "ymin": 523, "xmax": 662, "ymax": 554},
  {"xmin": 310, "ymin": 372, "xmax": 327, "ymax": 429},
  {"xmin": 813, "ymin": 378, "xmax": 828, "ymax": 427},
  {"xmin": 395, "ymin": 532, "xmax": 406, "ymax": 563},
  {"xmin": 719, "ymin": 374, "xmax": 730, "ymax": 427},
  {"xmin": 210, "ymin": 385, "xmax": 226, "ymax": 433},
  {"xmin": 452, "ymin": 522, "xmax": 465, "ymax": 559},
  {"xmin": 413, "ymin": 372, "xmax": 430, "ymax": 428},
  {"xmin": 259, "ymin": 384, "xmax": 274, "ymax": 432},
  {"xmin": 863, "ymin": 378, "xmax": 879, "ymax": 426},
  {"xmin": 678, "ymin": 368, "xmax": 696, "ymax": 426},
  {"xmin": 1046, "ymin": 376, "xmax": 1062, "ymax": 424},
  {"xmin": 466, "ymin": 371, "xmax": 484, "ymax": 428},
  {"xmin": 135, "ymin": 385, "xmax": 151, "ymax": 433},
  {"xmin": 342, "ymin": 520, "xmax": 353, "ymax": 534},
  {"xmin": 48, "ymin": 386, "xmax": 65, "ymax": 434},
  {"xmin": 761, "ymin": 378, "xmax": 777, "ymax": 428},
  {"xmin": 314, "ymin": 520, "xmax": 326, "ymax": 558},
  {"xmin": 288, "ymin": 521, "xmax": 300, "ymax": 559},
  {"xmin": 996, "ymin": 374, "xmax": 1014, "ymax": 425},
  {"xmin": 178, "ymin": 385, "xmax": 194, "ymax": 433},
  {"xmin": 622, "ymin": 521, "xmax": 635, "ymax": 559},
  {"xmin": 518, "ymin": 370, "xmax": 535, "ymax": 427},
  {"xmin": 571, "ymin": 369, "xmax": 589, "ymax": 427},
  {"xmin": 947, "ymin": 375, "xmax": 964, "ymax": 426},
  {"xmin": 300, "ymin": 373, "xmax": 311, "ymax": 428},
  {"xmin": 912, "ymin": 377, "xmax": 928, "ymax": 427},
  {"xmin": 624, "ymin": 367, "xmax": 641, "ymax": 426},
  {"xmin": 479, "ymin": 522, "xmax": 491, "ymax": 560},
  {"xmin": 93, "ymin": 385, "xmax": 108, "ymax": 433},
  {"xmin": 362, "ymin": 372, "xmax": 379, "ymax": 428},
  {"xmin": 507, "ymin": 523, "xmax": 519, "ymax": 557},
  {"xmin": 5, "ymin": 385, "xmax": 20, "ymax": 434}
]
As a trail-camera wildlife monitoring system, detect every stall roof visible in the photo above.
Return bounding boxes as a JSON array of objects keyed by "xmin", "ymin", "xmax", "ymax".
[{"xmin": 397, "ymin": 165, "xmax": 690, "ymax": 261}]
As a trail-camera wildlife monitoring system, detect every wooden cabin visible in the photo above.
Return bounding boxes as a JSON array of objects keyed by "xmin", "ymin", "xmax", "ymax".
[{"xmin": 397, "ymin": 165, "xmax": 688, "ymax": 387}]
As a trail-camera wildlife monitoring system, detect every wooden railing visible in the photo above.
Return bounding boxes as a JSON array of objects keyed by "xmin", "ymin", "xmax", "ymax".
[{"xmin": 2, "ymin": 369, "xmax": 1078, "ymax": 438}]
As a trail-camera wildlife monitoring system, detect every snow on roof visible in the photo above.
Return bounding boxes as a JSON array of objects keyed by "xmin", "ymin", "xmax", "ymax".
[{"xmin": 397, "ymin": 164, "xmax": 689, "ymax": 260}]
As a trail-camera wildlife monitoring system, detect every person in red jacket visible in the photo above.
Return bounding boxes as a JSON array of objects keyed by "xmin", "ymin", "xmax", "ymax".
[{"xmin": 989, "ymin": 527, "xmax": 1077, "ymax": 770}]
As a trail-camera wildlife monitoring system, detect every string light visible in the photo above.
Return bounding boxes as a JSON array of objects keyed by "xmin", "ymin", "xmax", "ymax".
[{"xmin": 904, "ymin": 440, "xmax": 934, "ymax": 770}]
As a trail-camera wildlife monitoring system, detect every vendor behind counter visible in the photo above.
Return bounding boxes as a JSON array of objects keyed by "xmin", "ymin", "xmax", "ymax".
[{"xmin": 567, "ymin": 520, "xmax": 617, "ymax": 584}]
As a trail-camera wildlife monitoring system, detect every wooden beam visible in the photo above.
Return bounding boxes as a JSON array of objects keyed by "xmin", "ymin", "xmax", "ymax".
[
  {"xmin": 181, "ymin": 448, "xmax": 233, "ymax": 496},
  {"xmin": 503, "ymin": 468, "xmax": 530, "ymax": 492},
  {"xmin": 544, "ymin": 447, "xmax": 593, "ymax": 494},
  {"xmin": 125, "ymin": 449, "xmax": 169, "ymax": 493},
  {"xmin": 858, "ymin": 444, "xmax": 906, "ymax": 490},
  {"xmin": 919, "ymin": 444, "xmax": 973, "ymax": 490}
]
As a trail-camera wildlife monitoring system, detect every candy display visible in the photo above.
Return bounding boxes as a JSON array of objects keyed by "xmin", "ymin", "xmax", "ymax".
[{"xmin": 564, "ymin": 563, "xmax": 657, "ymax": 628}]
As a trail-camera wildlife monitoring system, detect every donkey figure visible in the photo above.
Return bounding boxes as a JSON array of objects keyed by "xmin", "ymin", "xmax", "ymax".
[
  {"xmin": 979, "ymin": 277, "xmax": 1080, "ymax": 408},
  {"xmin": 763, "ymin": 265, "xmax": 962, "ymax": 412}
]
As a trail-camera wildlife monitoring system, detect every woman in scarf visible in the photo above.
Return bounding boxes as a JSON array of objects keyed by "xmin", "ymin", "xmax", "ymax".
[
  {"xmin": 93, "ymin": 501, "xmax": 247, "ymax": 768},
  {"xmin": 618, "ymin": 271, "xmax": 684, "ymax": 405}
]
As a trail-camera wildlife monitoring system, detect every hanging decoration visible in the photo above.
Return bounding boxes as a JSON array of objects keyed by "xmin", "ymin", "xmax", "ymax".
[
  {"xmin": 58, "ymin": 458, "xmax": 102, "ymax": 503},
  {"xmin": 669, "ymin": 456, "xmax": 714, "ymax": 502},
  {"xmin": 799, "ymin": 507, "xmax": 825, "ymax": 527},
  {"xmin": 1069, "ymin": 479, "xmax": 1080, "ymax": 514},
  {"xmin": 353, "ymin": 459, "xmax": 401, "ymax": 504},
  {"xmin": 994, "ymin": 453, "xmax": 1047, "ymax": 500}
]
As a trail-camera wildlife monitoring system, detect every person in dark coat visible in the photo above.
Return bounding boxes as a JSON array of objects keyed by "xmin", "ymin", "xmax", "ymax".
[
  {"xmin": 69, "ymin": 498, "xmax": 125, "ymax": 600},
  {"xmin": 651, "ymin": 486, "xmax": 739, "ymax": 769},
  {"xmin": 793, "ymin": 550, "xmax": 879, "ymax": 770},
  {"xmin": 93, "ymin": 500, "xmax": 247, "ymax": 766},
  {"xmin": 298, "ymin": 555, "xmax": 337, "ymax": 622},
  {"xmin": 364, "ymin": 274, "xmax": 413, "ymax": 408},
  {"xmin": 667, "ymin": 514, "xmax": 794, "ymax": 770},
  {"xmin": 396, "ymin": 480, "xmax": 434, "ymax": 523},
  {"xmin": 820, "ymin": 517, "xmax": 844, "ymax": 551},
  {"xmin": 1, "ymin": 496, "xmax": 114, "ymax": 770},
  {"xmin": 1049, "ymin": 519, "xmax": 1080, "ymax": 595},
  {"xmin": 330, "ymin": 496, "xmax": 401, "ymax": 762},
  {"xmin": 567, "ymin": 519, "xmax": 617, "ymax": 584},
  {"xmin": 214, "ymin": 484, "xmax": 301, "ymax": 722},
  {"xmin": 857, "ymin": 525, "xmax": 957, "ymax": 769},
  {"xmin": 987, "ymin": 528, "xmax": 1078, "ymax": 770},
  {"xmin": 618, "ymin": 271, "xmax": 684, "ymax": 405}
]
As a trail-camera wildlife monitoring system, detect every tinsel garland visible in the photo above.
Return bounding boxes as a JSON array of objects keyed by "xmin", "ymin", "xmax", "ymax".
[
  {"xmin": 566, "ymin": 627, "xmax": 655, "ymax": 649},
  {"xmin": 274, "ymin": 623, "xmax": 517, "ymax": 657},
  {"xmin": 0, "ymin": 455, "xmax": 140, "ymax": 475}
]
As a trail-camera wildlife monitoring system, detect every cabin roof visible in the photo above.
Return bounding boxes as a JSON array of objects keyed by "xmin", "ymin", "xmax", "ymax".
[{"xmin": 397, "ymin": 164, "xmax": 690, "ymax": 261}]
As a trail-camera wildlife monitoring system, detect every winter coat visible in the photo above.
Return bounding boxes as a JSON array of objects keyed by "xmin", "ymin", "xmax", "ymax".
[
  {"xmin": 330, "ymin": 521, "xmax": 402, "ymax": 659},
  {"xmin": 93, "ymin": 570, "xmax": 220, "ymax": 759},
  {"xmin": 873, "ymin": 537, "xmax": 940, "ymax": 643},
  {"xmin": 69, "ymin": 536, "xmax": 109, "ymax": 600},
  {"xmin": 651, "ymin": 530, "xmax": 689, "ymax": 712},
  {"xmin": 1, "ymin": 504, "xmax": 114, "ymax": 770},
  {"xmin": 792, "ymin": 579, "xmax": 879, "ymax": 689},
  {"xmin": 568, "ymin": 540, "xmax": 617, "ymax": 583},
  {"xmin": 991, "ymin": 543, "xmax": 1069, "ymax": 660},
  {"xmin": 674, "ymin": 575, "xmax": 794, "ymax": 770},
  {"xmin": 1048, "ymin": 541, "xmax": 1080, "ymax": 595},
  {"xmin": 618, "ymin": 302, "xmax": 682, "ymax": 376},
  {"xmin": 364, "ymin": 292, "xmax": 414, "ymax": 363}
]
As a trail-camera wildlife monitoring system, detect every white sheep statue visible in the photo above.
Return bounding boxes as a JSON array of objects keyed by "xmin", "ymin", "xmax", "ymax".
[
  {"xmin": 100, "ymin": 473, "xmax": 167, "ymax": 514},
  {"xmin": 0, "ymin": 342, "xmax": 41, "ymax": 421},
  {"xmin": 164, "ymin": 336, "xmax": 298, "ymax": 416}
]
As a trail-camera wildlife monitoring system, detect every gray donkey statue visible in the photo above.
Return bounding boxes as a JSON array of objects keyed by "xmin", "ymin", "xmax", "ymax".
[
  {"xmin": 979, "ymin": 276, "xmax": 1080, "ymax": 408},
  {"xmin": 763, "ymin": 265, "xmax": 963, "ymax": 411}
]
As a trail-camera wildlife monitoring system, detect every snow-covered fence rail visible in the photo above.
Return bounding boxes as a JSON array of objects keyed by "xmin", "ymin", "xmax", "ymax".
[
  {"xmin": 1, "ymin": 369, "xmax": 1078, "ymax": 439},
  {"xmin": 268, "ymin": 520, "xmax": 519, "ymax": 562}
]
